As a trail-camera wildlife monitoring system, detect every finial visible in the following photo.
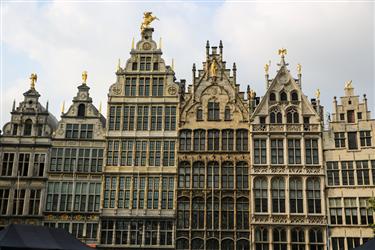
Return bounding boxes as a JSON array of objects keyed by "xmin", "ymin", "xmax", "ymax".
[
  {"xmin": 140, "ymin": 12, "xmax": 159, "ymax": 33},
  {"xmin": 159, "ymin": 37, "xmax": 162, "ymax": 49},
  {"xmin": 117, "ymin": 58, "xmax": 121, "ymax": 71},
  {"xmin": 219, "ymin": 40, "xmax": 223, "ymax": 49},
  {"xmin": 297, "ymin": 63, "xmax": 302, "ymax": 74},
  {"xmin": 12, "ymin": 99, "xmax": 16, "ymax": 111},
  {"xmin": 82, "ymin": 71, "xmax": 88, "ymax": 84},
  {"xmin": 61, "ymin": 101, "xmax": 65, "ymax": 114},
  {"xmin": 172, "ymin": 58, "xmax": 175, "ymax": 71},
  {"xmin": 206, "ymin": 40, "xmax": 210, "ymax": 48},
  {"xmin": 315, "ymin": 89, "xmax": 321, "ymax": 100},
  {"xmin": 278, "ymin": 48, "xmax": 287, "ymax": 57},
  {"xmin": 233, "ymin": 62, "xmax": 237, "ymax": 70},
  {"xmin": 46, "ymin": 100, "xmax": 49, "ymax": 111},
  {"xmin": 99, "ymin": 101, "xmax": 102, "ymax": 114},
  {"xmin": 192, "ymin": 63, "xmax": 196, "ymax": 71},
  {"xmin": 30, "ymin": 73, "xmax": 37, "ymax": 89},
  {"xmin": 131, "ymin": 37, "xmax": 135, "ymax": 49},
  {"xmin": 264, "ymin": 63, "xmax": 269, "ymax": 74}
]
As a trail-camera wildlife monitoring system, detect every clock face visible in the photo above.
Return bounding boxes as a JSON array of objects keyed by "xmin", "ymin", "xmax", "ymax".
[
  {"xmin": 142, "ymin": 42, "xmax": 151, "ymax": 50},
  {"xmin": 80, "ymin": 93, "xmax": 87, "ymax": 99}
]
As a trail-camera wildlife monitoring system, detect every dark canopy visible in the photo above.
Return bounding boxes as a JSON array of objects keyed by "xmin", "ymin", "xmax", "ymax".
[
  {"xmin": 354, "ymin": 238, "xmax": 375, "ymax": 250},
  {"xmin": 0, "ymin": 224, "xmax": 93, "ymax": 250}
]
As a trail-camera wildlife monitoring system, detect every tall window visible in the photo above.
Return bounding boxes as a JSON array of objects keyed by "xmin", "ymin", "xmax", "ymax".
[
  {"xmin": 138, "ymin": 77, "xmax": 150, "ymax": 96},
  {"xmin": 356, "ymin": 161, "xmax": 369, "ymax": 185},
  {"xmin": 291, "ymin": 91, "xmax": 298, "ymax": 101},
  {"xmin": 327, "ymin": 161, "xmax": 340, "ymax": 186},
  {"xmin": 152, "ymin": 78, "xmax": 164, "ymax": 96},
  {"xmin": 151, "ymin": 106, "xmax": 162, "ymax": 131},
  {"xmin": 254, "ymin": 178, "xmax": 268, "ymax": 213},
  {"xmin": 134, "ymin": 141, "xmax": 147, "ymax": 166},
  {"xmin": 290, "ymin": 178, "xmax": 303, "ymax": 213},
  {"xmin": 307, "ymin": 178, "xmax": 321, "ymax": 214},
  {"xmin": 206, "ymin": 197, "xmax": 219, "ymax": 229},
  {"xmin": 1, "ymin": 153, "xmax": 14, "ymax": 176},
  {"xmin": 222, "ymin": 129, "xmax": 234, "ymax": 151},
  {"xmin": 360, "ymin": 131, "xmax": 372, "ymax": 147},
  {"xmin": 273, "ymin": 228, "xmax": 287, "ymax": 250},
  {"xmin": 108, "ymin": 106, "xmax": 121, "ymax": 130},
  {"xmin": 342, "ymin": 161, "xmax": 354, "ymax": 185},
  {"xmin": 344, "ymin": 198, "xmax": 358, "ymax": 225},
  {"xmin": 347, "ymin": 238, "xmax": 360, "ymax": 250},
  {"xmin": 287, "ymin": 107, "xmax": 299, "ymax": 123},
  {"xmin": 269, "ymin": 92, "xmax": 276, "ymax": 101},
  {"xmin": 147, "ymin": 177, "xmax": 158, "ymax": 209},
  {"xmin": 272, "ymin": 178, "xmax": 285, "ymax": 213},
  {"xmin": 33, "ymin": 154, "xmax": 46, "ymax": 177},
  {"xmin": 165, "ymin": 106, "xmax": 176, "ymax": 131},
  {"xmin": 221, "ymin": 197, "xmax": 234, "ymax": 229},
  {"xmin": 121, "ymin": 140, "xmax": 134, "ymax": 166},
  {"xmin": 236, "ymin": 129, "xmax": 248, "ymax": 151},
  {"xmin": 271, "ymin": 139, "xmax": 284, "ymax": 164},
  {"xmin": 208, "ymin": 101, "xmax": 220, "ymax": 121},
  {"xmin": 207, "ymin": 130, "xmax": 219, "ymax": 151},
  {"xmin": 207, "ymin": 161, "xmax": 219, "ymax": 189},
  {"xmin": 331, "ymin": 238, "xmax": 345, "ymax": 250},
  {"xmin": 280, "ymin": 91, "xmax": 287, "ymax": 101},
  {"xmin": 163, "ymin": 141, "xmax": 175, "ymax": 166},
  {"xmin": 347, "ymin": 110, "xmax": 355, "ymax": 123},
  {"xmin": 196, "ymin": 106, "xmax": 203, "ymax": 121},
  {"xmin": 136, "ymin": 106, "xmax": 149, "ymax": 130},
  {"xmin": 24, "ymin": 119, "xmax": 32, "ymax": 136},
  {"xmin": 359, "ymin": 198, "xmax": 373, "ymax": 225},
  {"xmin": 221, "ymin": 162, "xmax": 234, "ymax": 189},
  {"xmin": 255, "ymin": 227, "xmax": 268, "ymax": 250},
  {"xmin": 101, "ymin": 220, "xmax": 114, "ymax": 244},
  {"xmin": 270, "ymin": 109, "xmax": 282, "ymax": 124},
  {"xmin": 148, "ymin": 141, "xmax": 161, "ymax": 166},
  {"xmin": 254, "ymin": 139, "xmax": 267, "ymax": 164},
  {"xmin": 177, "ymin": 198, "xmax": 189, "ymax": 229},
  {"xmin": 288, "ymin": 139, "xmax": 301, "ymax": 164},
  {"xmin": 348, "ymin": 132, "xmax": 358, "ymax": 150},
  {"xmin": 329, "ymin": 198, "xmax": 343, "ymax": 225},
  {"xmin": 194, "ymin": 129, "xmax": 205, "ymax": 151},
  {"xmin": 13, "ymin": 189, "xmax": 25, "ymax": 215},
  {"xmin": 236, "ymin": 162, "xmax": 248, "ymax": 189},
  {"xmin": 192, "ymin": 162, "xmax": 205, "ymax": 188},
  {"xmin": 0, "ymin": 189, "xmax": 10, "ymax": 215},
  {"xmin": 236, "ymin": 197, "xmax": 249, "ymax": 230},
  {"xmin": 309, "ymin": 229, "xmax": 323, "ymax": 250},
  {"xmin": 224, "ymin": 106, "xmax": 231, "ymax": 120},
  {"xmin": 291, "ymin": 228, "xmax": 305, "ymax": 250},
  {"xmin": 192, "ymin": 198, "xmax": 204, "ymax": 229},
  {"xmin": 12, "ymin": 124, "xmax": 18, "ymax": 135},
  {"xmin": 77, "ymin": 104, "xmax": 85, "ymax": 118},
  {"xmin": 305, "ymin": 139, "xmax": 319, "ymax": 164},
  {"xmin": 18, "ymin": 153, "xmax": 30, "ymax": 176},
  {"xmin": 140, "ymin": 56, "xmax": 151, "ymax": 71},
  {"xmin": 334, "ymin": 132, "xmax": 346, "ymax": 148},
  {"xmin": 179, "ymin": 130, "xmax": 191, "ymax": 151},
  {"xmin": 125, "ymin": 78, "xmax": 136, "ymax": 96}
]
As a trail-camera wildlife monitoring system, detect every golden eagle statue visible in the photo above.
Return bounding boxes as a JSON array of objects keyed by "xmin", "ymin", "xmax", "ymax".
[{"xmin": 141, "ymin": 12, "xmax": 159, "ymax": 33}]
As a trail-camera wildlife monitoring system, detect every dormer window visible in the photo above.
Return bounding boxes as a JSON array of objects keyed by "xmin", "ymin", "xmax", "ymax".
[
  {"xmin": 287, "ymin": 107, "xmax": 299, "ymax": 123},
  {"xmin": 280, "ymin": 91, "xmax": 287, "ymax": 101},
  {"xmin": 132, "ymin": 62, "xmax": 138, "ymax": 70},
  {"xmin": 24, "ymin": 119, "xmax": 32, "ymax": 136},
  {"xmin": 140, "ymin": 56, "xmax": 151, "ymax": 71},
  {"xmin": 269, "ymin": 93, "xmax": 276, "ymax": 101},
  {"xmin": 224, "ymin": 106, "xmax": 231, "ymax": 121},
  {"xmin": 153, "ymin": 62, "xmax": 159, "ymax": 71},
  {"xmin": 196, "ymin": 107, "xmax": 203, "ymax": 121},
  {"xmin": 208, "ymin": 101, "xmax": 220, "ymax": 121},
  {"xmin": 347, "ymin": 110, "xmax": 355, "ymax": 123},
  {"xmin": 270, "ymin": 108, "xmax": 282, "ymax": 124},
  {"xmin": 78, "ymin": 104, "xmax": 85, "ymax": 118},
  {"xmin": 291, "ymin": 91, "xmax": 298, "ymax": 101}
]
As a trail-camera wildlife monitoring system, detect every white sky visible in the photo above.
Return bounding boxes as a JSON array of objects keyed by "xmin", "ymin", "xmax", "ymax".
[{"xmin": 1, "ymin": 1, "xmax": 374, "ymax": 126}]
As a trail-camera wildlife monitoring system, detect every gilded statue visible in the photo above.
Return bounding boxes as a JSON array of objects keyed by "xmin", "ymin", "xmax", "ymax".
[
  {"xmin": 315, "ymin": 89, "xmax": 320, "ymax": 99},
  {"xmin": 210, "ymin": 60, "xmax": 218, "ymax": 77},
  {"xmin": 30, "ymin": 73, "xmax": 37, "ymax": 89},
  {"xmin": 278, "ymin": 48, "xmax": 287, "ymax": 56},
  {"xmin": 345, "ymin": 80, "xmax": 353, "ymax": 89},
  {"xmin": 264, "ymin": 63, "xmax": 269, "ymax": 74},
  {"xmin": 82, "ymin": 71, "xmax": 88, "ymax": 84},
  {"xmin": 297, "ymin": 63, "xmax": 302, "ymax": 74},
  {"xmin": 248, "ymin": 88, "xmax": 256, "ymax": 99},
  {"xmin": 141, "ymin": 12, "xmax": 159, "ymax": 33}
]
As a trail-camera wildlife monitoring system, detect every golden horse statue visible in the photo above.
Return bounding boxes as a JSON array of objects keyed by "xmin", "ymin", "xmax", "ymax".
[{"xmin": 141, "ymin": 12, "xmax": 159, "ymax": 33}]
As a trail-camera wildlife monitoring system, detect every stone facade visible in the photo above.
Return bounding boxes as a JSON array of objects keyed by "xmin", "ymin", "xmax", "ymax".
[
  {"xmin": 0, "ymin": 23, "xmax": 374, "ymax": 250},
  {"xmin": 323, "ymin": 84, "xmax": 375, "ymax": 250}
]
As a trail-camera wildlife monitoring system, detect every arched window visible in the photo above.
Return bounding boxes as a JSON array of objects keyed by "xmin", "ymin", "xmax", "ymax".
[
  {"xmin": 176, "ymin": 238, "xmax": 189, "ymax": 250},
  {"xmin": 224, "ymin": 106, "xmax": 231, "ymax": 120},
  {"xmin": 236, "ymin": 197, "xmax": 249, "ymax": 229},
  {"xmin": 24, "ymin": 119, "xmax": 32, "ymax": 136},
  {"xmin": 291, "ymin": 91, "xmax": 298, "ymax": 101},
  {"xmin": 222, "ymin": 162, "xmax": 234, "ymax": 189},
  {"xmin": 192, "ymin": 198, "xmax": 204, "ymax": 229},
  {"xmin": 287, "ymin": 107, "xmax": 299, "ymax": 123},
  {"xmin": 307, "ymin": 178, "xmax": 321, "ymax": 214},
  {"xmin": 254, "ymin": 178, "xmax": 268, "ymax": 213},
  {"xmin": 222, "ymin": 129, "xmax": 234, "ymax": 151},
  {"xmin": 207, "ymin": 238, "xmax": 219, "ymax": 250},
  {"xmin": 206, "ymin": 197, "xmax": 219, "ymax": 229},
  {"xmin": 273, "ymin": 228, "xmax": 287, "ymax": 250},
  {"xmin": 291, "ymin": 228, "xmax": 305, "ymax": 250},
  {"xmin": 221, "ymin": 239, "xmax": 234, "ymax": 250},
  {"xmin": 207, "ymin": 161, "xmax": 219, "ymax": 188},
  {"xmin": 191, "ymin": 238, "xmax": 204, "ymax": 250},
  {"xmin": 77, "ymin": 103, "xmax": 85, "ymax": 118},
  {"xmin": 309, "ymin": 229, "xmax": 324, "ymax": 250},
  {"xmin": 280, "ymin": 91, "xmax": 287, "ymax": 101},
  {"xmin": 192, "ymin": 162, "xmax": 205, "ymax": 189},
  {"xmin": 270, "ymin": 108, "xmax": 282, "ymax": 124},
  {"xmin": 272, "ymin": 177, "xmax": 285, "ymax": 213},
  {"xmin": 255, "ymin": 227, "xmax": 268, "ymax": 250},
  {"xmin": 236, "ymin": 129, "xmax": 248, "ymax": 151},
  {"xmin": 236, "ymin": 240, "xmax": 250, "ymax": 250},
  {"xmin": 221, "ymin": 197, "xmax": 234, "ymax": 229},
  {"xmin": 207, "ymin": 129, "xmax": 219, "ymax": 151},
  {"xmin": 179, "ymin": 130, "xmax": 191, "ymax": 151},
  {"xmin": 177, "ymin": 197, "xmax": 190, "ymax": 229},
  {"xmin": 193, "ymin": 129, "xmax": 205, "ymax": 151},
  {"xmin": 236, "ymin": 162, "xmax": 248, "ymax": 189},
  {"xmin": 270, "ymin": 92, "xmax": 276, "ymax": 101},
  {"xmin": 196, "ymin": 106, "xmax": 203, "ymax": 121},
  {"xmin": 178, "ymin": 162, "xmax": 190, "ymax": 188},
  {"xmin": 208, "ymin": 101, "xmax": 220, "ymax": 121},
  {"xmin": 290, "ymin": 178, "xmax": 303, "ymax": 213}
]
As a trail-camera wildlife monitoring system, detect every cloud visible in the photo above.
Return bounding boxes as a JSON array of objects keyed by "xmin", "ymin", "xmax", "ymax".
[{"xmin": 1, "ymin": 2, "xmax": 374, "ymax": 126}]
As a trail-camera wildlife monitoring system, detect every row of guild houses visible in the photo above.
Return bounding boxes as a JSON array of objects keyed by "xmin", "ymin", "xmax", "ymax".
[{"xmin": 0, "ymin": 15, "xmax": 374, "ymax": 250}]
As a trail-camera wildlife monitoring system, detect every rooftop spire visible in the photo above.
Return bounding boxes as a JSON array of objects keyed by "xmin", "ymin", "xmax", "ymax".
[{"xmin": 159, "ymin": 37, "xmax": 162, "ymax": 49}]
